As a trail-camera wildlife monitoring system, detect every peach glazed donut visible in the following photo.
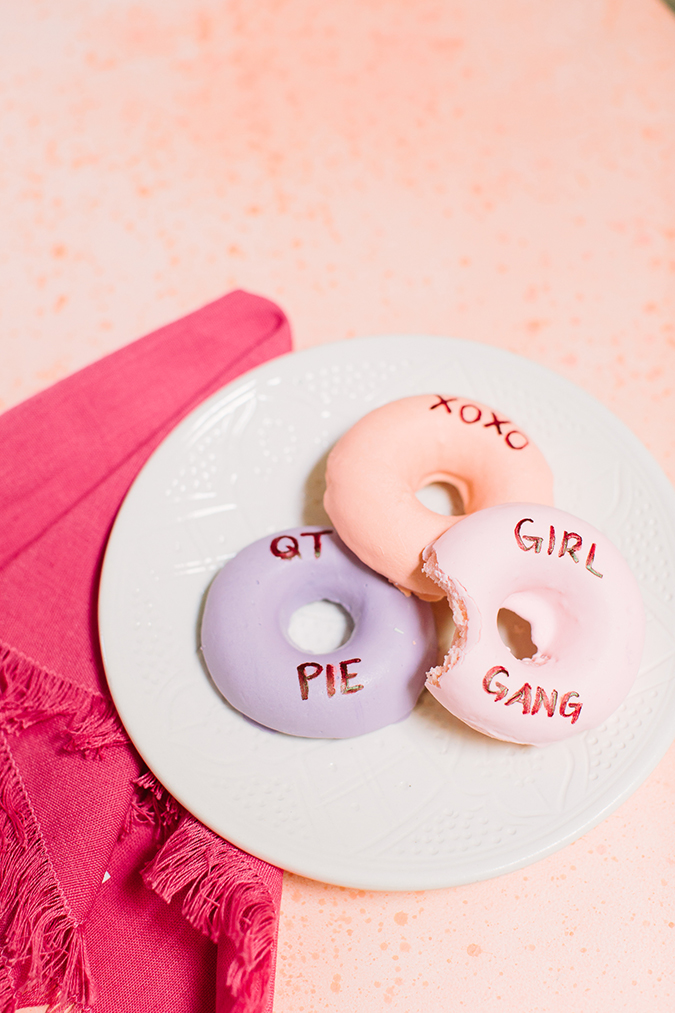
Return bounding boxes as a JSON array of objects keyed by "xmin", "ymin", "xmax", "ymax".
[
  {"xmin": 323, "ymin": 395, "xmax": 554, "ymax": 600},
  {"xmin": 422, "ymin": 502, "xmax": 645, "ymax": 745}
]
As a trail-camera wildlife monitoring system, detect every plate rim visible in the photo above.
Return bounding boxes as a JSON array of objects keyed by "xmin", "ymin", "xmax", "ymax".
[{"xmin": 99, "ymin": 334, "xmax": 675, "ymax": 891}]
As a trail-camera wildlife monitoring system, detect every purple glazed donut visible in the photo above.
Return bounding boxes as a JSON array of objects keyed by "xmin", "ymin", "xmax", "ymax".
[{"xmin": 200, "ymin": 526, "xmax": 436, "ymax": 738}]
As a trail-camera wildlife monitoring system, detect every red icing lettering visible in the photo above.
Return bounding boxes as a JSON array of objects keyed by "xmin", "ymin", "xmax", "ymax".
[
  {"xmin": 504, "ymin": 430, "xmax": 528, "ymax": 450},
  {"xmin": 514, "ymin": 518, "xmax": 543, "ymax": 553},
  {"xmin": 460, "ymin": 403, "xmax": 482, "ymax": 424},
  {"xmin": 300, "ymin": 529, "xmax": 333, "ymax": 557},
  {"xmin": 514, "ymin": 520, "xmax": 600, "ymax": 581},
  {"xmin": 483, "ymin": 670, "xmax": 582, "ymax": 723},
  {"xmin": 505, "ymin": 682, "xmax": 532, "ymax": 714},
  {"xmin": 340, "ymin": 658, "xmax": 363, "ymax": 694},
  {"xmin": 483, "ymin": 666, "xmax": 510, "ymax": 701},
  {"xmin": 560, "ymin": 691, "xmax": 582, "ymax": 724},
  {"xmin": 429, "ymin": 399, "xmax": 527, "ymax": 450},
  {"xmin": 299, "ymin": 659, "xmax": 366, "ymax": 699},
  {"xmin": 558, "ymin": 531, "xmax": 582, "ymax": 563},
  {"xmin": 297, "ymin": 662, "xmax": 323, "ymax": 700},
  {"xmin": 585, "ymin": 542, "xmax": 603, "ymax": 578},
  {"xmin": 531, "ymin": 686, "xmax": 558, "ymax": 717},
  {"xmin": 547, "ymin": 525, "xmax": 556, "ymax": 555},
  {"xmin": 271, "ymin": 535, "xmax": 301, "ymax": 559},
  {"xmin": 430, "ymin": 395, "xmax": 457, "ymax": 413},
  {"xmin": 484, "ymin": 411, "xmax": 510, "ymax": 435}
]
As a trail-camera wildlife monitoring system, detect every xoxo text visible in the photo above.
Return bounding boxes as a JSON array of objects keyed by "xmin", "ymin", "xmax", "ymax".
[{"xmin": 429, "ymin": 395, "xmax": 528, "ymax": 450}]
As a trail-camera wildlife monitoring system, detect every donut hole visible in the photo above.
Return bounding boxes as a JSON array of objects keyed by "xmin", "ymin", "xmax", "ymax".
[
  {"xmin": 415, "ymin": 481, "xmax": 466, "ymax": 517},
  {"xmin": 497, "ymin": 608, "xmax": 538, "ymax": 661},
  {"xmin": 287, "ymin": 599, "xmax": 354, "ymax": 654}
]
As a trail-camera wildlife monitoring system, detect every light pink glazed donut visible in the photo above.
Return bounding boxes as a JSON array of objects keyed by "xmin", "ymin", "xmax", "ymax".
[
  {"xmin": 422, "ymin": 503, "xmax": 646, "ymax": 745},
  {"xmin": 324, "ymin": 395, "xmax": 554, "ymax": 600}
]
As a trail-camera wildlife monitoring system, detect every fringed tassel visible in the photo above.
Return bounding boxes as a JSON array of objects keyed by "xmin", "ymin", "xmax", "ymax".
[
  {"xmin": 0, "ymin": 950, "xmax": 16, "ymax": 1013},
  {"xmin": 142, "ymin": 814, "xmax": 278, "ymax": 1013},
  {"xmin": 123, "ymin": 770, "xmax": 182, "ymax": 838},
  {"xmin": 0, "ymin": 640, "xmax": 126, "ymax": 758},
  {"xmin": 0, "ymin": 732, "xmax": 92, "ymax": 1013}
]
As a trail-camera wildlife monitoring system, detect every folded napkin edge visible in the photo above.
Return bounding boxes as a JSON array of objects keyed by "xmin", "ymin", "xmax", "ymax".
[{"xmin": 0, "ymin": 639, "xmax": 125, "ymax": 757}]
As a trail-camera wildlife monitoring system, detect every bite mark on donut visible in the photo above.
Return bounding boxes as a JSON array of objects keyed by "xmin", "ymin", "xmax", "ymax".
[{"xmin": 422, "ymin": 546, "xmax": 469, "ymax": 687}]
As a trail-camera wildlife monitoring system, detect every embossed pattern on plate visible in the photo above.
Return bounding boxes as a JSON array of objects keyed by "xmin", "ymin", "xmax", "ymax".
[{"xmin": 98, "ymin": 336, "xmax": 675, "ymax": 891}]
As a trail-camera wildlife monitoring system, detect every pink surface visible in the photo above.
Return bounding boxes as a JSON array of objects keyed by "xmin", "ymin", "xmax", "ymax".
[{"xmin": 1, "ymin": 1, "xmax": 674, "ymax": 1011}]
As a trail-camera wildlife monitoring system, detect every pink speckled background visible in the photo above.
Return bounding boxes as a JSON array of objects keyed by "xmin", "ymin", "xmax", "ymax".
[{"xmin": 3, "ymin": 1, "xmax": 674, "ymax": 1010}]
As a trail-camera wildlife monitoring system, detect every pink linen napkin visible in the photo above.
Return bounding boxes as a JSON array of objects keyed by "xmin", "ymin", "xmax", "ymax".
[{"xmin": 0, "ymin": 290, "xmax": 292, "ymax": 1012}]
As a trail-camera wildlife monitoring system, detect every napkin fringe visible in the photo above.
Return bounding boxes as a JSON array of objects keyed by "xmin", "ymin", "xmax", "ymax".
[
  {"xmin": 0, "ymin": 641, "xmax": 126, "ymax": 758},
  {"xmin": 0, "ymin": 953, "xmax": 15, "ymax": 1013},
  {"xmin": 0, "ymin": 732, "xmax": 92, "ymax": 1013},
  {"xmin": 142, "ymin": 811, "xmax": 277, "ymax": 1013},
  {"xmin": 124, "ymin": 769, "xmax": 182, "ymax": 837}
]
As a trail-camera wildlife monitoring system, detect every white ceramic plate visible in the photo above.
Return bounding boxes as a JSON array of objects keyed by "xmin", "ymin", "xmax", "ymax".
[{"xmin": 98, "ymin": 336, "xmax": 675, "ymax": 891}]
